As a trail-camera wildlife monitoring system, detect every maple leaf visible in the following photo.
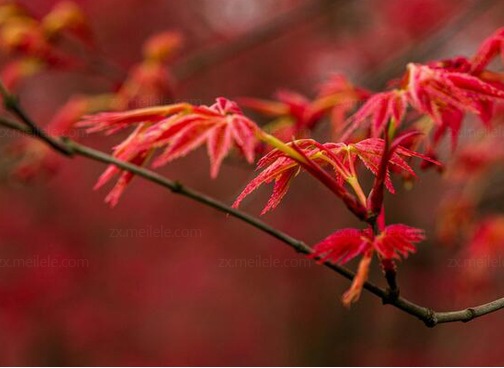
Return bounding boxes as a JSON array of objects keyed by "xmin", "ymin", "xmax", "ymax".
[
  {"xmin": 428, "ymin": 56, "xmax": 472, "ymax": 73},
  {"xmin": 112, "ymin": 62, "xmax": 176, "ymax": 110},
  {"xmin": 406, "ymin": 63, "xmax": 504, "ymax": 147},
  {"xmin": 310, "ymin": 224, "xmax": 424, "ymax": 306},
  {"xmin": 232, "ymin": 153, "xmax": 303, "ymax": 215},
  {"xmin": 316, "ymin": 73, "xmax": 369, "ymax": 102},
  {"xmin": 80, "ymin": 98, "xmax": 262, "ymax": 205},
  {"xmin": 79, "ymin": 104, "xmax": 190, "ymax": 134},
  {"xmin": 239, "ymin": 90, "xmax": 324, "ymax": 137},
  {"xmin": 146, "ymin": 98, "xmax": 260, "ymax": 177},
  {"xmin": 0, "ymin": 13, "xmax": 75, "ymax": 67},
  {"xmin": 0, "ymin": 58, "xmax": 44, "ymax": 91},
  {"xmin": 345, "ymin": 60, "xmax": 504, "ymax": 147},
  {"xmin": 342, "ymin": 249, "xmax": 373, "ymax": 307},
  {"xmin": 350, "ymin": 137, "xmax": 439, "ymax": 193},
  {"xmin": 142, "ymin": 31, "xmax": 184, "ymax": 63},
  {"xmin": 6, "ymin": 138, "xmax": 58, "ymax": 181},
  {"xmin": 232, "ymin": 138, "xmax": 439, "ymax": 214},
  {"xmin": 110, "ymin": 31, "xmax": 184, "ymax": 110},
  {"xmin": 471, "ymin": 27, "xmax": 504, "ymax": 75},
  {"xmin": 341, "ymin": 90, "xmax": 407, "ymax": 140},
  {"xmin": 93, "ymin": 123, "xmax": 154, "ymax": 207},
  {"xmin": 314, "ymin": 73, "xmax": 370, "ymax": 137},
  {"xmin": 47, "ymin": 95, "xmax": 91, "ymax": 136},
  {"xmin": 309, "ymin": 228, "xmax": 370, "ymax": 265},
  {"xmin": 241, "ymin": 75, "xmax": 368, "ymax": 141},
  {"xmin": 373, "ymin": 224, "xmax": 425, "ymax": 260},
  {"xmin": 42, "ymin": 1, "xmax": 94, "ymax": 47},
  {"xmin": 312, "ymin": 225, "xmax": 423, "ymax": 264}
]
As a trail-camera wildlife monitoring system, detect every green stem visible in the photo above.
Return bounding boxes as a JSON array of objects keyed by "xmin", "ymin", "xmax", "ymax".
[{"xmin": 256, "ymin": 131, "xmax": 307, "ymax": 162}]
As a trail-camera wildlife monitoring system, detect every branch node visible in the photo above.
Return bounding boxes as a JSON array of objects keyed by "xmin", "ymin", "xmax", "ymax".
[
  {"xmin": 172, "ymin": 181, "xmax": 184, "ymax": 193},
  {"xmin": 2, "ymin": 94, "xmax": 17, "ymax": 111},
  {"xmin": 59, "ymin": 137, "xmax": 76, "ymax": 155},
  {"xmin": 424, "ymin": 309, "xmax": 438, "ymax": 328},
  {"xmin": 294, "ymin": 241, "xmax": 307, "ymax": 253},
  {"xmin": 463, "ymin": 307, "xmax": 476, "ymax": 323},
  {"xmin": 382, "ymin": 287, "xmax": 400, "ymax": 305}
]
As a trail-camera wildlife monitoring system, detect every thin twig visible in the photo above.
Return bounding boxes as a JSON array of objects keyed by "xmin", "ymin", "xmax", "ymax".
[{"xmin": 0, "ymin": 80, "xmax": 73, "ymax": 155}]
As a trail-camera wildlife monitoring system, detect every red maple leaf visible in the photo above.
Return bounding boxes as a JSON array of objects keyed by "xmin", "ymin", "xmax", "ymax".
[
  {"xmin": 239, "ymin": 90, "xmax": 324, "ymax": 136},
  {"xmin": 80, "ymin": 98, "xmax": 261, "ymax": 205},
  {"xmin": 233, "ymin": 138, "xmax": 439, "ymax": 214},
  {"xmin": 310, "ymin": 224, "xmax": 425, "ymax": 306},
  {"xmin": 471, "ymin": 27, "xmax": 504, "ymax": 75},
  {"xmin": 341, "ymin": 90, "xmax": 407, "ymax": 140},
  {"xmin": 240, "ymin": 74, "xmax": 367, "ymax": 140},
  {"xmin": 406, "ymin": 63, "xmax": 504, "ymax": 146},
  {"xmin": 92, "ymin": 124, "xmax": 153, "ymax": 207},
  {"xmin": 343, "ymin": 54, "xmax": 504, "ymax": 148},
  {"xmin": 311, "ymin": 225, "xmax": 424, "ymax": 265}
]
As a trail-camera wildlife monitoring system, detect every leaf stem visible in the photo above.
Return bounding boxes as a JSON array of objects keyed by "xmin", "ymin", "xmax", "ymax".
[{"xmin": 347, "ymin": 177, "xmax": 367, "ymax": 207}]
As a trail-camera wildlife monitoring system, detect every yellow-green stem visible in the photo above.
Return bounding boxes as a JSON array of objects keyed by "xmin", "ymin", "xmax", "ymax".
[
  {"xmin": 347, "ymin": 177, "xmax": 367, "ymax": 207},
  {"xmin": 256, "ymin": 131, "xmax": 307, "ymax": 163}
]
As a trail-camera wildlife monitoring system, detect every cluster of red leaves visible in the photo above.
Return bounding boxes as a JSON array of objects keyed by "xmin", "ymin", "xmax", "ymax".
[
  {"xmin": 310, "ymin": 225, "xmax": 425, "ymax": 305},
  {"xmin": 111, "ymin": 30, "xmax": 183, "ymax": 111},
  {"xmin": 7, "ymin": 27, "xmax": 184, "ymax": 181},
  {"xmin": 312, "ymin": 225, "xmax": 424, "ymax": 264},
  {"xmin": 0, "ymin": 0, "xmax": 93, "ymax": 90},
  {"xmin": 0, "ymin": 1, "xmax": 97, "ymax": 180},
  {"xmin": 80, "ymin": 98, "xmax": 260, "ymax": 206},
  {"xmin": 22, "ymin": 14, "xmax": 504, "ymax": 309},
  {"xmin": 232, "ymin": 137, "xmax": 438, "ymax": 214},
  {"xmin": 46, "ymin": 29, "xmax": 184, "ymax": 134},
  {"xmin": 344, "ymin": 27, "xmax": 504, "ymax": 149},
  {"xmin": 240, "ymin": 90, "xmax": 323, "ymax": 141},
  {"xmin": 240, "ymin": 74, "xmax": 368, "ymax": 141}
]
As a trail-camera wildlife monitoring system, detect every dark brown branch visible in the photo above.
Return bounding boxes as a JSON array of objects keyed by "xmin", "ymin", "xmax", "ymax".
[
  {"xmin": 0, "ymin": 81, "xmax": 73, "ymax": 156},
  {"xmin": 1, "ymin": 108, "xmax": 504, "ymax": 327},
  {"xmin": 2, "ymin": 3, "xmax": 497, "ymax": 329}
]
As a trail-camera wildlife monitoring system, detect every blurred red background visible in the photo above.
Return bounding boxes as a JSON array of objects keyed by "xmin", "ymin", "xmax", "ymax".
[{"xmin": 1, "ymin": 0, "xmax": 504, "ymax": 365}]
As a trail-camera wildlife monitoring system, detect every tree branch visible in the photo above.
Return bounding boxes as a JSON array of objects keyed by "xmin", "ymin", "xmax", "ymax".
[
  {"xmin": 0, "ymin": 81, "xmax": 73, "ymax": 156},
  {"xmin": 1, "ymin": 104, "xmax": 504, "ymax": 327}
]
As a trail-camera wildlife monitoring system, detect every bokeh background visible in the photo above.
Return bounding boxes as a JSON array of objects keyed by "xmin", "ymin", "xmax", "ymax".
[{"xmin": 1, "ymin": 0, "xmax": 504, "ymax": 365}]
